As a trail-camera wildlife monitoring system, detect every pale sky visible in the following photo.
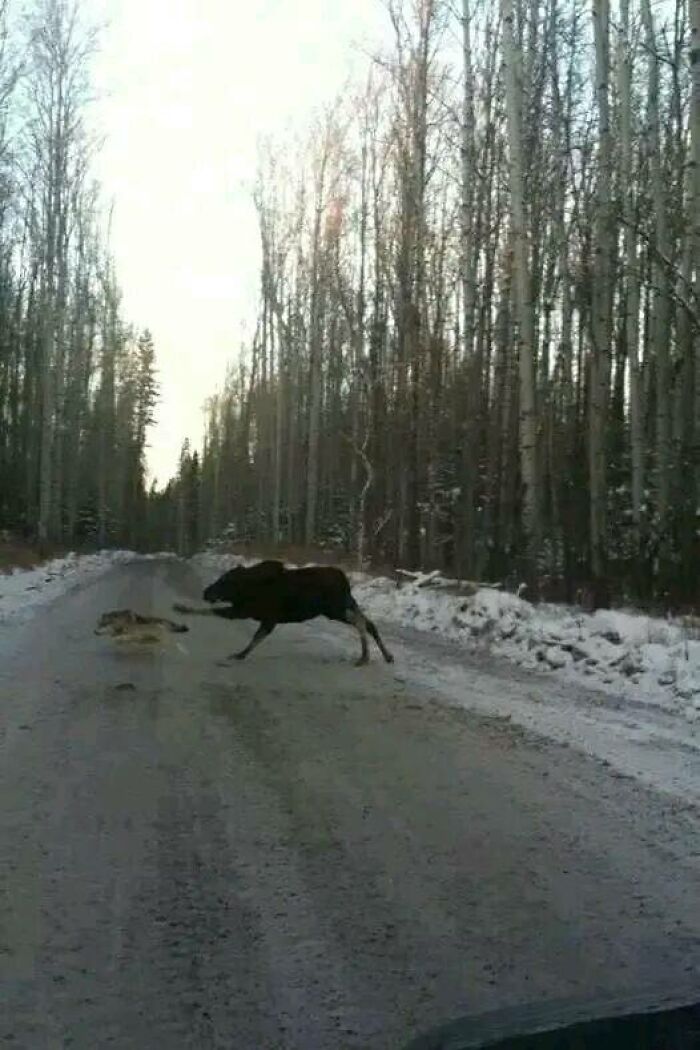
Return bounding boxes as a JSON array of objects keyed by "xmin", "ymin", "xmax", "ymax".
[{"xmin": 86, "ymin": 0, "xmax": 385, "ymax": 485}]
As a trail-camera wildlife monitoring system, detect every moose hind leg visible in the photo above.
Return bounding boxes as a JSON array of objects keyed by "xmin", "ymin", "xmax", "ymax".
[
  {"xmin": 365, "ymin": 615, "xmax": 394, "ymax": 663},
  {"xmin": 228, "ymin": 622, "xmax": 275, "ymax": 661},
  {"xmin": 345, "ymin": 608, "xmax": 370, "ymax": 666}
]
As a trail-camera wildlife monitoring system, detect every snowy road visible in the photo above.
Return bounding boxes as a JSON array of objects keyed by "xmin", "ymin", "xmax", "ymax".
[{"xmin": 2, "ymin": 557, "xmax": 700, "ymax": 1049}]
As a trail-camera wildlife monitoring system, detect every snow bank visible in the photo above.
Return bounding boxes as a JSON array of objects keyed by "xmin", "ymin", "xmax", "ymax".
[
  {"xmin": 0, "ymin": 550, "xmax": 137, "ymax": 625},
  {"xmin": 193, "ymin": 552, "xmax": 700, "ymax": 718},
  {"xmin": 353, "ymin": 572, "xmax": 700, "ymax": 718}
]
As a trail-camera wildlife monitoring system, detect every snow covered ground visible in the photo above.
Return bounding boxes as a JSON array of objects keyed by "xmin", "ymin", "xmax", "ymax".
[
  {"xmin": 194, "ymin": 551, "xmax": 700, "ymax": 715},
  {"xmin": 352, "ymin": 572, "xmax": 700, "ymax": 718},
  {"xmin": 0, "ymin": 550, "xmax": 138, "ymax": 627},
  {"xmin": 193, "ymin": 551, "xmax": 700, "ymax": 804},
  {"xmin": 3, "ymin": 546, "xmax": 699, "ymax": 804}
]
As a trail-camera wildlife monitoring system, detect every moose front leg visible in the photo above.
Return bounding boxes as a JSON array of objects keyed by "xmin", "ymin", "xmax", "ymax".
[{"xmin": 227, "ymin": 622, "xmax": 275, "ymax": 661}]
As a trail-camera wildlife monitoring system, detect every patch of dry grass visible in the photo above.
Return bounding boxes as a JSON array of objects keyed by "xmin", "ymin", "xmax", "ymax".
[{"xmin": 0, "ymin": 536, "xmax": 66, "ymax": 574}]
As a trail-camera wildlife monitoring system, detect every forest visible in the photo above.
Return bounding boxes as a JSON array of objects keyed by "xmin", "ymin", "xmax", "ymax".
[
  {"xmin": 0, "ymin": 0, "xmax": 157, "ymax": 551},
  {"xmin": 1, "ymin": 0, "xmax": 699, "ymax": 608}
]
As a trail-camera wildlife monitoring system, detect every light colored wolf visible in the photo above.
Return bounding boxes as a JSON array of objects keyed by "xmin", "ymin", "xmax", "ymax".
[{"xmin": 95, "ymin": 609, "xmax": 189, "ymax": 642}]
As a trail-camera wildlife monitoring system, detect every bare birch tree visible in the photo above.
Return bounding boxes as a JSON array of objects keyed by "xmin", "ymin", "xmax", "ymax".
[{"xmin": 502, "ymin": 0, "xmax": 540, "ymax": 577}]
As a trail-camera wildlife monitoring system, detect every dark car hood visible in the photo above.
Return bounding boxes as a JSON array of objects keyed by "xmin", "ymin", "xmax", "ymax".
[{"xmin": 403, "ymin": 984, "xmax": 700, "ymax": 1049}]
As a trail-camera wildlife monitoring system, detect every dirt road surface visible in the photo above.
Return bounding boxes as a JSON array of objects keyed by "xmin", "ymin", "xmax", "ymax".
[{"xmin": 2, "ymin": 557, "xmax": 699, "ymax": 1049}]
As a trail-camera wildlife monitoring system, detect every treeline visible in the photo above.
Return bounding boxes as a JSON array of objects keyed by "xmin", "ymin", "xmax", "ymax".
[
  {"xmin": 0, "ymin": 0, "xmax": 157, "ymax": 549},
  {"xmin": 159, "ymin": 0, "xmax": 699, "ymax": 608}
]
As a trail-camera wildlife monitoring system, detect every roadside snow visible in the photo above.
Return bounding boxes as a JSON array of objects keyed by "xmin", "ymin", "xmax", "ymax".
[
  {"xmin": 376, "ymin": 629, "xmax": 700, "ymax": 807},
  {"xmin": 190, "ymin": 551, "xmax": 700, "ymax": 802},
  {"xmin": 193, "ymin": 552, "xmax": 700, "ymax": 719},
  {"xmin": 352, "ymin": 573, "xmax": 700, "ymax": 720},
  {"xmin": 0, "ymin": 550, "xmax": 137, "ymax": 626}
]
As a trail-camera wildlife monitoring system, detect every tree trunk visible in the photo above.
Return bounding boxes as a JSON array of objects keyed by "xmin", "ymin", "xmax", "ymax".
[
  {"xmin": 304, "ymin": 146, "xmax": 329, "ymax": 547},
  {"xmin": 502, "ymin": 0, "xmax": 540, "ymax": 579},
  {"xmin": 589, "ymin": 0, "xmax": 613, "ymax": 585},
  {"xmin": 619, "ymin": 0, "xmax": 643, "ymax": 537},
  {"xmin": 642, "ymin": 0, "xmax": 672, "ymax": 537},
  {"xmin": 458, "ymin": 0, "xmax": 478, "ymax": 576},
  {"xmin": 689, "ymin": 0, "xmax": 700, "ymax": 557}
]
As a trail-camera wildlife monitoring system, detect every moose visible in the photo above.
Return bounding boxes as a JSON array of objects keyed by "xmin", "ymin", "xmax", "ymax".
[{"xmin": 174, "ymin": 559, "xmax": 394, "ymax": 666}]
